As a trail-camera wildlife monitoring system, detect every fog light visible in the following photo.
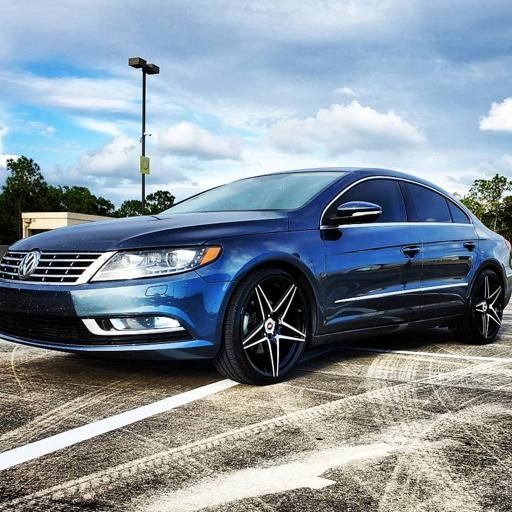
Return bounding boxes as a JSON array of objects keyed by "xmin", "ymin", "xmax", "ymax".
[
  {"xmin": 110, "ymin": 317, "xmax": 181, "ymax": 331},
  {"xmin": 82, "ymin": 316, "xmax": 185, "ymax": 336}
]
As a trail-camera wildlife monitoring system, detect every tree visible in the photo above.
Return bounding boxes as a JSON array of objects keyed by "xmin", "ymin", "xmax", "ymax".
[
  {"xmin": 0, "ymin": 154, "xmax": 176, "ymax": 242},
  {"xmin": 498, "ymin": 195, "xmax": 512, "ymax": 242},
  {"xmin": 461, "ymin": 173, "xmax": 512, "ymax": 231},
  {"xmin": 0, "ymin": 156, "xmax": 58, "ymax": 242},
  {"xmin": 115, "ymin": 190, "xmax": 175, "ymax": 217},
  {"xmin": 115, "ymin": 199, "xmax": 143, "ymax": 217},
  {"xmin": 146, "ymin": 190, "xmax": 175, "ymax": 214},
  {"xmin": 57, "ymin": 186, "xmax": 115, "ymax": 216}
]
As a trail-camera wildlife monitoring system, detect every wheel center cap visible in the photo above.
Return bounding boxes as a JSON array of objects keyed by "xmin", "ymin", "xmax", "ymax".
[
  {"xmin": 265, "ymin": 318, "xmax": 276, "ymax": 335},
  {"xmin": 482, "ymin": 302, "xmax": 488, "ymax": 313}
]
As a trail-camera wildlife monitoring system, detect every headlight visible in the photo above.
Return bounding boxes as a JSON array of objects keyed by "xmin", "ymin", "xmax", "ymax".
[{"xmin": 91, "ymin": 246, "xmax": 221, "ymax": 282}]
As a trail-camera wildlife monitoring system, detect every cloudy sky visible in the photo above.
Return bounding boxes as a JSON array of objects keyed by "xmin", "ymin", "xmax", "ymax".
[{"xmin": 1, "ymin": 0, "xmax": 512, "ymax": 205}]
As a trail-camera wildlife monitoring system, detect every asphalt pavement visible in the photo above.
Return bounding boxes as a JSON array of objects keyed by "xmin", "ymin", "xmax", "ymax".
[{"xmin": 0, "ymin": 308, "xmax": 511, "ymax": 511}]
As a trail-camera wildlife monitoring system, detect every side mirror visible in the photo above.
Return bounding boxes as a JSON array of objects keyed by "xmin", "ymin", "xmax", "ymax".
[{"xmin": 328, "ymin": 201, "xmax": 382, "ymax": 225}]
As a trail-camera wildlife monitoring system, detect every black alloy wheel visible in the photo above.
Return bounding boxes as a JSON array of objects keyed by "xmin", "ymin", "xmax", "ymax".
[
  {"xmin": 456, "ymin": 269, "xmax": 504, "ymax": 344},
  {"xmin": 214, "ymin": 268, "xmax": 310, "ymax": 384}
]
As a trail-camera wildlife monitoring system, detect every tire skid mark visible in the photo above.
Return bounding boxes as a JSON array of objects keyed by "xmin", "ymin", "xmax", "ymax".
[
  {"xmin": 3, "ymin": 357, "xmax": 510, "ymax": 510},
  {"xmin": 429, "ymin": 376, "xmax": 512, "ymax": 474},
  {"xmin": 0, "ymin": 377, "xmax": 137, "ymax": 449},
  {"xmin": 377, "ymin": 438, "xmax": 482, "ymax": 512},
  {"xmin": 9, "ymin": 345, "xmax": 26, "ymax": 392},
  {"xmin": 371, "ymin": 349, "xmax": 490, "ymax": 511}
]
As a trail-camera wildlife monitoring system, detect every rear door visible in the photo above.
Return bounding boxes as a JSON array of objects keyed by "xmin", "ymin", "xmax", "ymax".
[
  {"xmin": 400, "ymin": 181, "xmax": 478, "ymax": 317},
  {"xmin": 321, "ymin": 178, "xmax": 423, "ymax": 333}
]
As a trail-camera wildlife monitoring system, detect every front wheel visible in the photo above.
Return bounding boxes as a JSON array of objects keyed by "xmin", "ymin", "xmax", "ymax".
[
  {"xmin": 455, "ymin": 269, "xmax": 504, "ymax": 344},
  {"xmin": 214, "ymin": 268, "xmax": 311, "ymax": 385}
]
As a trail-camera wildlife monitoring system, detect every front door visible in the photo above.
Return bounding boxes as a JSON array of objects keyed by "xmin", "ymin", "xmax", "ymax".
[{"xmin": 321, "ymin": 178, "xmax": 423, "ymax": 333}]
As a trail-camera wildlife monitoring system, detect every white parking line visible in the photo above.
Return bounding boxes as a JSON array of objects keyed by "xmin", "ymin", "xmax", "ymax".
[
  {"xmin": 342, "ymin": 346, "xmax": 512, "ymax": 363},
  {"xmin": 0, "ymin": 379, "xmax": 238, "ymax": 472}
]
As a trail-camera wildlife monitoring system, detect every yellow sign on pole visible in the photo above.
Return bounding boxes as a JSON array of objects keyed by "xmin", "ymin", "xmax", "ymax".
[{"xmin": 140, "ymin": 156, "xmax": 151, "ymax": 175}]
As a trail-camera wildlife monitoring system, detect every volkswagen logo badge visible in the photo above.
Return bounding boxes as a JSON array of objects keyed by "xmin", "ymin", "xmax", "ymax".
[{"xmin": 18, "ymin": 250, "xmax": 41, "ymax": 279}]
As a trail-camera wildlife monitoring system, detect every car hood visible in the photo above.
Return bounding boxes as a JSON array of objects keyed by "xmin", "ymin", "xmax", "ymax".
[{"xmin": 10, "ymin": 211, "xmax": 289, "ymax": 252}]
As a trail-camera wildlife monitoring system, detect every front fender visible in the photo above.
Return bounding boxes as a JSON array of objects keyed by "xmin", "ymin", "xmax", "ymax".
[{"xmin": 196, "ymin": 230, "xmax": 326, "ymax": 344}]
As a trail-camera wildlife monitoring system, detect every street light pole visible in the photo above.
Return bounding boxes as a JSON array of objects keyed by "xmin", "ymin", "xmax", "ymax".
[
  {"xmin": 141, "ymin": 68, "xmax": 146, "ymax": 213},
  {"xmin": 128, "ymin": 57, "xmax": 160, "ymax": 215}
]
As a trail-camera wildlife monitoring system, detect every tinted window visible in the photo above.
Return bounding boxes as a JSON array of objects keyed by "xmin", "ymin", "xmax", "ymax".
[
  {"xmin": 164, "ymin": 172, "xmax": 343, "ymax": 213},
  {"xmin": 401, "ymin": 182, "xmax": 451, "ymax": 222},
  {"xmin": 328, "ymin": 179, "xmax": 406, "ymax": 223},
  {"xmin": 448, "ymin": 201, "xmax": 471, "ymax": 224}
]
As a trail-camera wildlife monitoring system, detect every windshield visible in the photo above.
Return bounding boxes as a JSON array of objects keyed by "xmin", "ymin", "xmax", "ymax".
[{"xmin": 163, "ymin": 172, "xmax": 343, "ymax": 213}]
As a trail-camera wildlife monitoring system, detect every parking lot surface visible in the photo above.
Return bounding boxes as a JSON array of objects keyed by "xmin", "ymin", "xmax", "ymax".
[{"xmin": 1, "ymin": 309, "xmax": 512, "ymax": 511}]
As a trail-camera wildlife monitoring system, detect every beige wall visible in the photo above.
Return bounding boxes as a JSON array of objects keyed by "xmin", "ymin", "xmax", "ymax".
[{"xmin": 22, "ymin": 212, "xmax": 112, "ymax": 239}]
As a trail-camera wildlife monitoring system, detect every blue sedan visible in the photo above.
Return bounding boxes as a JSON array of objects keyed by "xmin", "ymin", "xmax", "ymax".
[{"xmin": 0, "ymin": 168, "xmax": 511, "ymax": 384}]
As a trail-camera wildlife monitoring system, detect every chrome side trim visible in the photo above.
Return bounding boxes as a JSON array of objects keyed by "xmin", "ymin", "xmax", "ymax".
[
  {"xmin": 320, "ymin": 175, "xmax": 474, "ymax": 229},
  {"xmin": 320, "ymin": 222, "xmax": 473, "ymax": 229},
  {"xmin": 82, "ymin": 318, "xmax": 186, "ymax": 336},
  {"xmin": 334, "ymin": 282, "xmax": 468, "ymax": 304}
]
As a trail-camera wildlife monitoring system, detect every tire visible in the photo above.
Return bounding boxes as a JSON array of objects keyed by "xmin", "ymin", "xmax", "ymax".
[
  {"xmin": 455, "ymin": 269, "xmax": 504, "ymax": 344},
  {"xmin": 214, "ymin": 267, "xmax": 311, "ymax": 385}
]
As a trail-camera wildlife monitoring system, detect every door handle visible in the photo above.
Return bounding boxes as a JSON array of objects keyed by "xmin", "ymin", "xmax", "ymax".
[
  {"xmin": 402, "ymin": 245, "xmax": 421, "ymax": 258},
  {"xmin": 463, "ymin": 241, "xmax": 477, "ymax": 251}
]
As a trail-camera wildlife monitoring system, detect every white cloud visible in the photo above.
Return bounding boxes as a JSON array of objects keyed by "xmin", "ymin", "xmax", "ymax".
[
  {"xmin": 0, "ymin": 124, "xmax": 7, "ymax": 152},
  {"xmin": 0, "ymin": 154, "xmax": 17, "ymax": 172},
  {"xmin": 2, "ymin": 72, "xmax": 139, "ymax": 114},
  {"xmin": 333, "ymin": 87, "xmax": 356, "ymax": 97},
  {"xmin": 0, "ymin": 124, "xmax": 18, "ymax": 172},
  {"xmin": 268, "ymin": 101, "xmax": 425, "ymax": 156},
  {"xmin": 75, "ymin": 118, "xmax": 124, "ymax": 137},
  {"xmin": 200, "ymin": 0, "xmax": 412, "ymax": 43},
  {"xmin": 158, "ymin": 122, "xmax": 242, "ymax": 160},
  {"xmin": 480, "ymin": 98, "xmax": 512, "ymax": 132},
  {"xmin": 0, "ymin": 1, "xmax": 414, "ymax": 64},
  {"xmin": 27, "ymin": 121, "xmax": 56, "ymax": 137},
  {"xmin": 78, "ymin": 135, "xmax": 138, "ymax": 176},
  {"xmin": 48, "ymin": 130, "xmax": 196, "ymax": 194}
]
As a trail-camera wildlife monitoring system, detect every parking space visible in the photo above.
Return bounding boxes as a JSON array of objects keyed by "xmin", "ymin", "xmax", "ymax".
[{"xmin": 1, "ymin": 309, "xmax": 512, "ymax": 511}]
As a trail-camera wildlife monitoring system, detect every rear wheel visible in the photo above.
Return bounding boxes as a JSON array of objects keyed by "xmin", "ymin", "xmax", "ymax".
[
  {"xmin": 214, "ymin": 268, "xmax": 310, "ymax": 385},
  {"xmin": 456, "ymin": 269, "xmax": 504, "ymax": 344}
]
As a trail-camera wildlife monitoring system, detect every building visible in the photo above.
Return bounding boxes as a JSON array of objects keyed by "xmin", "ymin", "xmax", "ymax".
[{"xmin": 21, "ymin": 212, "xmax": 112, "ymax": 239}]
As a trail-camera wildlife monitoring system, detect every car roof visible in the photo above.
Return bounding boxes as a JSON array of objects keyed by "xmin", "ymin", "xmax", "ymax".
[
  {"xmin": 255, "ymin": 167, "xmax": 460, "ymax": 203},
  {"xmin": 265, "ymin": 166, "xmax": 447, "ymax": 192},
  {"xmin": 270, "ymin": 166, "xmax": 418, "ymax": 178}
]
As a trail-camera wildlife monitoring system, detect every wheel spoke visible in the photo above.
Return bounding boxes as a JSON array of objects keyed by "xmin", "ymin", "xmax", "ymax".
[
  {"xmin": 242, "ymin": 324, "xmax": 264, "ymax": 345},
  {"xmin": 243, "ymin": 336, "xmax": 268, "ymax": 350},
  {"xmin": 276, "ymin": 338, "xmax": 280, "ymax": 377},
  {"xmin": 280, "ymin": 287, "xmax": 297, "ymax": 322},
  {"xmin": 257, "ymin": 285, "xmax": 273, "ymax": 315},
  {"xmin": 482, "ymin": 312, "xmax": 489, "ymax": 338},
  {"xmin": 484, "ymin": 276, "xmax": 490, "ymax": 300},
  {"xmin": 278, "ymin": 334, "xmax": 306, "ymax": 343},
  {"xmin": 254, "ymin": 287, "xmax": 267, "ymax": 321},
  {"xmin": 489, "ymin": 286, "xmax": 502, "ymax": 306},
  {"xmin": 280, "ymin": 319, "xmax": 306, "ymax": 339},
  {"xmin": 488, "ymin": 307, "xmax": 502, "ymax": 327},
  {"xmin": 273, "ymin": 285, "xmax": 296, "ymax": 314},
  {"xmin": 265, "ymin": 338, "xmax": 277, "ymax": 377}
]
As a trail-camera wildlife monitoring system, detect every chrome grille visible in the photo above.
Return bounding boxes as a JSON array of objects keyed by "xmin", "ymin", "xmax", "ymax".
[{"xmin": 0, "ymin": 251, "xmax": 104, "ymax": 284}]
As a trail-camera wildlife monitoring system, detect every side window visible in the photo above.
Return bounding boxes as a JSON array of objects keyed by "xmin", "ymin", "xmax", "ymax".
[
  {"xmin": 326, "ymin": 179, "xmax": 406, "ymax": 223},
  {"xmin": 401, "ymin": 182, "xmax": 451, "ymax": 222},
  {"xmin": 448, "ymin": 201, "xmax": 471, "ymax": 224}
]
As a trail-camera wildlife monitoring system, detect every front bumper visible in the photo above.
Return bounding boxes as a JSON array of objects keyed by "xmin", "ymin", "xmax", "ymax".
[{"xmin": 0, "ymin": 272, "xmax": 231, "ymax": 359}]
